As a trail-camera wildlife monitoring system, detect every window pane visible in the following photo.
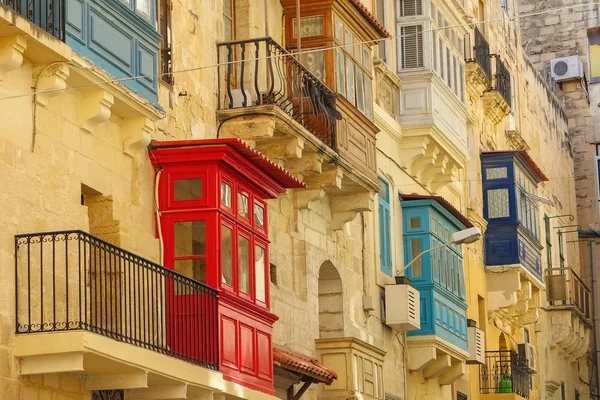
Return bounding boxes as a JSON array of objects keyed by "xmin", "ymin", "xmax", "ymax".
[
  {"xmin": 365, "ymin": 77, "xmax": 373, "ymax": 120},
  {"xmin": 363, "ymin": 47, "xmax": 370, "ymax": 69},
  {"xmin": 238, "ymin": 235, "xmax": 250, "ymax": 293},
  {"xmin": 487, "ymin": 188, "xmax": 510, "ymax": 218},
  {"xmin": 254, "ymin": 203, "xmax": 265, "ymax": 229},
  {"xmin": 486, "ymin": 167, "xmax": 508, "ymax": 179},
  {"xmin": 336, "ymin": 49, "xmax": 346, "ymax": 96},
  {"xmin": 345, "ymin": 30, "xmax": 353, "ymax": 46},
  {"xmin": 378, "ymin": 178, "xmax": 389, "ymax": 200},
  {"xmin": 346, "ymin": 57, "xmax": 356, "ymax": 104},
  {"xmin": 356, "ymin": 68, "xmax": 365, "ymax": 112},
  {"xmin": 238, "ymin": 193, "xmax": 249, "ymax": 218},
  {"xmin": 174, "ymin": 178, "xmax": 202, "ymax": 201},
  {"xmin": 221, "ymin": 181, "xmax": 232, "ymax": 208},
  {"xmin": 335, "ymin": 18, "xmax": 343, "ymax": 41},
  {"xmin": 293, "ymin": 15, "xmax": 325, "ymax": 38},
  {"xmin": 174, "ymin": 259, "xmax": 207, "ymax": 284},
  {"xmin": 221, "ymin": 225, "xmax": 233, "ymax": 286},
  {"xmin": 410, "ymin": 217, "xmax": 420, "ymax": 229},
  {"xmin": 255, "ymin": 245, "xmax": 266, "ymax": 302},
  {"xmin": 136, "ymin": 0, "xmax": 151, "ymax": 17},
  {"xmin": 175, "ymin": 221, "xmax": 206, "ymax": 256},
  {"xmin": 411, "ymin": 239, "xmax": 422, "ymax": 278},
  {"xmin": 300, "ymin": 50, "xmax": 326, "ymax": 83}
]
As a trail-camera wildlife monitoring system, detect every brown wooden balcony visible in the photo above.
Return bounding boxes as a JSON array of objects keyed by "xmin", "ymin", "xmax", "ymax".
[{"xmin": 546, "ymin": 267, "xmax": 592, "ymax": 323}]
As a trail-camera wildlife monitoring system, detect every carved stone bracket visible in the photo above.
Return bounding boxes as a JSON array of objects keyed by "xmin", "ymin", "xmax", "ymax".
[
  {"xmin": 256, "ymin": 136, "xmax": 304, "ymax": 161},
  {"xmin": 482, "ymin": 90, "xmax": 511, "ymax": 126},
  {"xmin": 80, "ymin": 90, "xmax": 114, "ymax": 133},
  {"xmin": 123, "ymin": 117, "xmax": 154, "ymax": 157},
  {"xmin": 35, "ymin": 63, "xmax": 70, "ymax": 107},
  {"xmin": 330, "ymin": 191, "xmax": 373, "ymax": 231},
  {"xmin": 296, "ymin": 188, "xmax": 325, "ymax": 210},
  {"xmin": 465, "ymin": 62, "xmax": 491, "ymax": 100},
  {"xmin": 0, "ymin": 35, "xmax": 26, "ymax": 80},
  {"xmin": 549, "ymin": 310, "xmax": 591, "ymax": 360},
  {"xmin": 506, "ymin": 129, "xmax": 530, "ymax": 151},
  {"xmin": 546, "ymin": 380, "xmax": 561, "ymax": 397}
]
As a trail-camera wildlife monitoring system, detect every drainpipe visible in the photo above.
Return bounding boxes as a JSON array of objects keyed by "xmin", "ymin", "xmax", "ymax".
[{"xmin": 591, "ymin": 241, "xmax": 600, "ymax": 397}]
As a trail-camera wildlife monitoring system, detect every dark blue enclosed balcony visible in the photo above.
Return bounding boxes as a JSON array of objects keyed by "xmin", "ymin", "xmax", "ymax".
[
  {"xmin": 65, "ymin": 0, "xmax": 161, "ymax": 105},
  {"xmin": 481, "ymin": 151, "xmax": 548, "ymax": 282}
]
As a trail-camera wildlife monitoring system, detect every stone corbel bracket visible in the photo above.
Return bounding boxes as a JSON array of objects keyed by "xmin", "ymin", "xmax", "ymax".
[
  {"xmin": 123, "ymin": 117, "xmax": 154, "ymax": 157},
  {"xmin": 330, "ymin": 191, "xmax": 373, "ymax": 231},
  {"xmin": 0, "ymin": 35, "xmax": 26, "ymax": 81},
  {"xmin": 35, "ymin": 63, "xmax": 70, "ymax": 107},
  {"xmin": 80, "ymin": 90, "xmax": 114, "ymax": 133}
]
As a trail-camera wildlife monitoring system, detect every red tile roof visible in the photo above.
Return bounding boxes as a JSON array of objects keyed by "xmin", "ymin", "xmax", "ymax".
[
  {"xmin": 149, "ymin": 138, "xmax": 306, "ymax": 189},
  {"xmin": 348, "ymin": 0, "xmax": 391, "ymax": 38},
  {"xmin": 480, "ymin": 150, "xmax": 549, "ymax": 182},
  {"xmin": 399, "ymin": 194, "xmax": 474, "ymax": 229},
  {"xmin": 273, "ymin": 345, "xmax": 337, "ymax": 385}
]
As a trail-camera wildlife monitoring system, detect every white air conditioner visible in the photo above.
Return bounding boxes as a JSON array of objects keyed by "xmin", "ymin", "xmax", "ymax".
[
  {"xmin": 467, "ymin": 325, "xmax": 485, "ymax": 364},
  {"xmin": 518, "ymin": 343, "xmax": 537, "ymax": 373},
  {"xmin": 384, "ymin": 278, "xmax": 420, "ymax": 331},
  {"xmin": 551, "ymin": 56, "xmax": 584, "ymax": 82}
]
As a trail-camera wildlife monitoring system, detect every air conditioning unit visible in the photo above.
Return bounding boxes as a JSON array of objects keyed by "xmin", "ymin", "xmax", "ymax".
[
  {"xmin": 518, "ymin": 343, "xmax": 537, "ymax": 374},
  {"xmin": 384, "ymin": 277, "xmax": 420, "ymax": 331},
  {"xmin": 551, "ymin": 56, "xmax": 584, "ymax": 82},
  {"xmin": 467, "ymin": 322, "xmax": 485, "ymax": 364}
]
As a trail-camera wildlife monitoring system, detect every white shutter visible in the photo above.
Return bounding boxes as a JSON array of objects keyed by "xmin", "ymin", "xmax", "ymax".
[
  {"xmin": 400, "ymin": 0, "xmax": 423, "ymax": 16},
  {"xmin": 400, "ymin": 25, "xmax": 424, "ymax": 69}
]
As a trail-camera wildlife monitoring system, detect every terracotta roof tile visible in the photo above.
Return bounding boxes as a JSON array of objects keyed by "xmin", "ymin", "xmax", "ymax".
[
  {"xmin": 399, "ymin": 194, "xmax": 474, "ymax": 229},
  {"xmin": 348, "ymin": 0, "xmax": 391, "ymax": 38},
  {"xmin": 273, "ymin": 345, "xmax": 337, "ymax": 384}
]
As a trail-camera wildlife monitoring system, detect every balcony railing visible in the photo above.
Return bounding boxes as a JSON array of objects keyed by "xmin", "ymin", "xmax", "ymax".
[
  {"xmin": 217, "ymin": 37, "xmax": 337, "ymax": 148},
  {"xmin": 15, "ymin": 230, "xmax": 219, "ymax": 370},
  {"xmin": 493, "ymin": 56, "xmax": 511, "ymax": 106},
  {"xmin": 546, "ymin": 267, "xmax": 592, "ymax": 321},
  {"xmin": 465, "ymin": 26, "xmax": 491, "ymax": 79},
  {"xmin": 480, "ymin": 350, "xmax": 529, "ymax": 398},
  {"xmin": 2, "ymin": 0, "xmax": 65, "ymax": 40}
]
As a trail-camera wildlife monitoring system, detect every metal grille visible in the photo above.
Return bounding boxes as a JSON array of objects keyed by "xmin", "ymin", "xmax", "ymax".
[
  {"xmin": 480, "ymin": 350, "xmax": 529, "ymax": 398},
  {"xmin": 92, "ymin": 390, "xmax": 124, "ymax": 400},
  {"xmin": 2, "ymin": 0, "xmax": 65, "ymax": 41}
]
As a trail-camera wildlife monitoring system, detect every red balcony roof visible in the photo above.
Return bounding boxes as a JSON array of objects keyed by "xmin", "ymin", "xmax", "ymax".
[
  {"xmin": 273, "ymin": 345, "xmax": 337, "ymax": 384},
  {"xmin": 348, "ymin": 0, "xmax": 391, "ymax": 38},
  {"xmin": 149, "ymin": 138, "xmax": 306, "ymax": 189},
  {"xmin": 399, "ymin": 193, "xmax": 474, "ymax": 228},
  {"xmin": 480, "ymin": 150, "xmax": 548, "ymax": 182}
]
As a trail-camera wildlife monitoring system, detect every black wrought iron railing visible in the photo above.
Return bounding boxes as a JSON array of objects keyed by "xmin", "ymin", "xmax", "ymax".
[
  {"xmin": 15, "ymin": 230, "xmax": 219, "ymax": 370},
  {"xmin": 493, "ymin": 56, "xmax": 512, "ymax": 106},
  {"xmin": 472, "ymin": 27, "xmax": 491, "ymax": 78},
  {"xmin": 217, "ymin": 37, "xmax": 337, "ymax": 148},
  {"xmin": 2, "ymin": 0, "xmax": 65, "ymax": 41},
  {"xmin": 480, "ymin": 350, "xmax": 529, "ymax": 398}
]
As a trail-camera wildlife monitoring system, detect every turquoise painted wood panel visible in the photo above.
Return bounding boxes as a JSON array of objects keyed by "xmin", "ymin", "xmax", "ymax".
[{"xmin": 65, "ymin": 0, "xmax": 162, "ymax": 107}]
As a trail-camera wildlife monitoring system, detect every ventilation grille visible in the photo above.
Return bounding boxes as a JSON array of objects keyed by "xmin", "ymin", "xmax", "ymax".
[
  {"xmin": 407, "ymin": 286, "xmax": 418, "ymax": 323},
  {"xmin": 400, "ymin": 0, "xmax": 423, "ymax": 16},
  {"xmin": 468, "ymin": 327, "xmax": 485, "ymax": 364},
  {"xmin": 475, "ymin": 329, "xmax": 484, "ymax": 360},
  {"xmin": 400, "ymin": 25, "xmax": 424, "ymax": 69}
]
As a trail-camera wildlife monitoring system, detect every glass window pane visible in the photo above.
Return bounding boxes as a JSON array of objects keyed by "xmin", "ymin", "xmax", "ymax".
[
  {"xmin": 356, "ymin": 68, "xmax": 365, "ymax": 112},
  {"xmin": 346, "ymin": 57, "xmax": 356, "ymax": 104},
  {"xmin": 238, "ymin": 193, "xmax": 249, "ymax": 219},
  {"xmin": 174, "ymin": 178, "xmax": 202, "ymax": 201},
  {"xmin": 174, "ymin": 221, "xmax": 206, "ymax": 256},
  {"xmin": 221, "ymin": 181, "xmax": 232, "ymax": 208},
  {"xmin": 255, "ymin": 245, "xmax": 266, "ymax": 302},
  {"xmin": 487, "ymin": 188, "xmax": 510, "ymax": 218},
  {"xmin": 411, "ymin": 239, "xmax": 422, "ymax": 278},
  {"xmin": 238, "ymin": 236, "xmax": 250, "ymax": 293},
  {"xmin": 221, "ymin": 225, "xmax": 233, "ymax": 286},
  {"xmin": 365, "ymin": 77, "xmax": 373, "ymax": 120},
  {"xmin": 378, "ymin": 178, "xmax": 388, "ymax": 200},
  {"xmin": 254, "ymin": 203, "xmax": 265, "ymax": 229},
  {"xmin": 174, "ymin": 259, "xmax": 207, "ymax": 284},
  {"xmin": 293, "ymin": 15, "xmax": 325, "ymax": 38},
  {"xmin": 486, "ymin": 167, "xmax": 508, "ymax": 179},
  {"xmin": 345, "ymin": 30, "xmax": 353, "ymax": 46},
  {"xmin": 363, "ymin": 46, "xmax": 370, "ymax": 69},
  {"xmin": 336, "ymin": 49, "xmax": 346, "ymax": 96},
  {"xmin": 335, "ymin": 18, "xmax": 343, "ymax": 41},
  {"xmin": 300, "ymin": 50, "xmax": 326, "ymax": 83},
  {"xmin": 410, "ymin": 217, "xmax": 420, "ymax": 229},
  {"xmin": 136, "ymin": 0, "xmax": 151, "ymax": 17}
]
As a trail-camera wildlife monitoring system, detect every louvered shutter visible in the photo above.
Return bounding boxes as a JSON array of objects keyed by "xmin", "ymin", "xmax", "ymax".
[
  {"xmin": 400, "ymin": 25, "xmax": 424, "ymax": 69},
  {"xmin": 400, "ymin": 0, "xmax": 423, "ymax": 16}
]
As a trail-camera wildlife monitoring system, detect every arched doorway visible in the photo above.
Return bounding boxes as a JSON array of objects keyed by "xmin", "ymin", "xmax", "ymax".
[{"xmin": 318, "ymin": 261, "xmax": 344, "ymax": 339}]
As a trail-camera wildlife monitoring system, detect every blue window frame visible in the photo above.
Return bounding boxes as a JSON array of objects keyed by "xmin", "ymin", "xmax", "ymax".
[{"xmin": 378, "ymin": 178, "xmax": 393, "ymax": 276}]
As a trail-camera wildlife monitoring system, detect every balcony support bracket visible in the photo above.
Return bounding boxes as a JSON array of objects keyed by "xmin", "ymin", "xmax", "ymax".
[
  {"xmin": 438, "ymin": 361, "xmax": 465, "ymax": 385},
  {"xmin": 20, "ymin": 353, "xmax": 84, "ymax": 375},
  {"xmin": 330, "ymin": 191, "xmax": 373, "ymax": 231},
  {"xmin": 35, "ymin": 63, "xmax": 70, "ymax": 107},
  {"xmin": 80, "ymin": 89, "xmax": 115, "ymax": 133},
  {"xmin": 423, "ymin": 354, "xmax": 451, "ymax": 379},
  {"xmin": 0, "ymin": 35, "xmax": 26, "ymax": 81},
  {"xmin": 123, "ymin": 117, "xmax": 154, "ymax": 157},
  {"xmin": 86, "ymin": 372, "xmax": 149, "ymax": 391},
  {"xmin": 127, "ymin": 383, "xmax": 188, "ymax": 399},
  {"xmin": 408, "ymin": 346, "xmax": 436, "ymax": 371}
]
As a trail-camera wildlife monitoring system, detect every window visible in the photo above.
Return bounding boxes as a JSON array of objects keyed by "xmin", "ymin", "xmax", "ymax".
[
  {"xmin": 174, "ymin": 179, "xmax": 202, "ymax": 200},
  {"xmin": 223, "ymin": 0, "xmax": 235, "ymax": 42},
  {"xmin": 410, "ymin": 239, "xmax": 422, "ymax": 277},
  {"xmin": 399, "ymin": 0, "xmax": 422, "ymax": 16},
  {"xmin": 174, "ymin": 220, "xmax": 207, "ymax": 284},
  {"xmin": 333, "ymin": 18, "xmax": 373, "ymax": 119},
  {"xmin": 561, "ymin": 382, "xmax": 566, "ymax": 400},
  {"xmin": 376, "ymin": 0, "xmax": 389, "ymax": 63},
  {"xmin": 399, "ymin": 25, "xmax": 423, "ymax": 69},
  {"xmin": 378, "ymin": 178, "xmax": 393, "ymax": 276},
  {"xmin": 596, "ymin": 144, "xmax": 600, "ymax": 207},
  {"xmin": 158, "ymin": 0, "xmax": 173, "ymax": 84}
]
